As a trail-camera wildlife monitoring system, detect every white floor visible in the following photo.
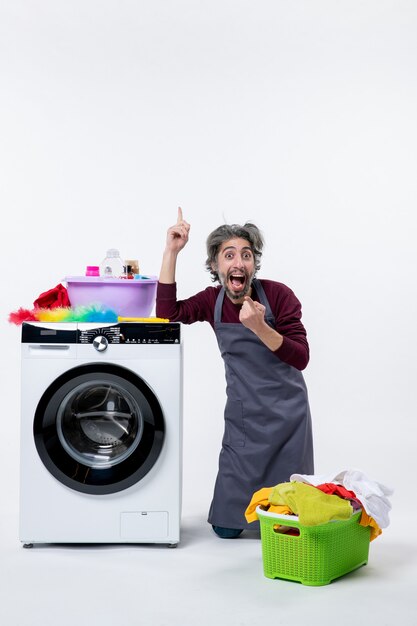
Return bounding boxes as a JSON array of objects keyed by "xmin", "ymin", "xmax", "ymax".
[{"xmin": 0, "ymin": 500, "xmax": 416, "ymax": 626}]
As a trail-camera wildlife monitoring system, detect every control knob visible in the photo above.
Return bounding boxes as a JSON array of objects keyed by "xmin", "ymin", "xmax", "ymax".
[{"xmin": 93, "ymin": 336, "xmax": 108, "ymax": 352}]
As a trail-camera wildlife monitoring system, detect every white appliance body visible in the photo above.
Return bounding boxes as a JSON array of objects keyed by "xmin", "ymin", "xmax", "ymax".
[{"xmin": 19, "ymin": 322, "xmax": 182, "ymax": 546}]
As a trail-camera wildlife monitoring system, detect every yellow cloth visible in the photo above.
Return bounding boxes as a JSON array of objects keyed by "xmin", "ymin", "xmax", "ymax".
[
  {"xmin": 117, "ymin": 317, "xmax": 169, "ymax": 322},
  {"xmin": 269, "ymin": 481, "xmax": 353, "ymax": 526},
  {"xmin": 244, "ymin": 487, "xmax": 292, "ymax": 523}
]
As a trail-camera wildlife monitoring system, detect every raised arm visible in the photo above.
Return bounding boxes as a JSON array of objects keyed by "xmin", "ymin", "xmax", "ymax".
[{"xmin": 159, "ymin": 207, "xmax": 191, "ymax": 284}]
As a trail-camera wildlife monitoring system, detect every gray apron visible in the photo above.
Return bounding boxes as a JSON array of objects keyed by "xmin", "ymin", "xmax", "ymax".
[{"xmin": 208, "ymin": 279, "xmax": 314, "ymax": 529}]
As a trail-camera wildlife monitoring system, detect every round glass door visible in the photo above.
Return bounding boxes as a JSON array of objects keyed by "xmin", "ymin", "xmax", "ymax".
[{"xmin": 34, "ymin": 364, "xmax": 165, "ymax": 494}]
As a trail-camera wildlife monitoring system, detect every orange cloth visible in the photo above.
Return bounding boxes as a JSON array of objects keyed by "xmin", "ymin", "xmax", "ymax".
[
  {"xmin": 359, "ymin": 509, "xmax": 382, "ymax": 541},
  {"xmin": 245, "ymin": 487, "xmax": 292, "ymax": 523}
]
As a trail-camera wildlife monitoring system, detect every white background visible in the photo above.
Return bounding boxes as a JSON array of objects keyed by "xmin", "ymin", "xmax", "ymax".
[{"xmin": 0, "ymin": 2, "xmax": 416, "ymax": 624}]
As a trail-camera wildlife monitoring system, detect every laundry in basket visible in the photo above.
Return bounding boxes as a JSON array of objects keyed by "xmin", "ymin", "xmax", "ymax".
[{"xmin": 245, "ymin": 469, "xmax": 393, "ymax": 585}]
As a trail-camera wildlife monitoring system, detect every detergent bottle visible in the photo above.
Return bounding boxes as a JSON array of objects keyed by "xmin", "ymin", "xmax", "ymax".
[{"xmin": 100, "ymin": 249, "xmax": 125, "ymax": 278}]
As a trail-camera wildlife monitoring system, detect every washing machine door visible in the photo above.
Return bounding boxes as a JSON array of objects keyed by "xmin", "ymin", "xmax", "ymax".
[{"xmin": 34, "ymin": 364, "xmax": 165, "ymax": 494}]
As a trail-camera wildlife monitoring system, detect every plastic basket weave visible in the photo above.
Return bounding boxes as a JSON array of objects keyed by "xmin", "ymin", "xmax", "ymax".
[{"xmin": 256, "ymin": 506, "xmax": 371, "ymax": 586}]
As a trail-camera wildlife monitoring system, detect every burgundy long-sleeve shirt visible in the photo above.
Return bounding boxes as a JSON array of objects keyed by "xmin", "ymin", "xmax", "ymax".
[{"xmin": 156, "ymin": 279, "xmax": 309, "ymax": 371}]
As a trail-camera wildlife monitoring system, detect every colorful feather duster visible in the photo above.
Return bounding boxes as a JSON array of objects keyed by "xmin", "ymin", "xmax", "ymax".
[{"xmin": 9, "ymin": 304, "xmax": 118, "ymax": 325}]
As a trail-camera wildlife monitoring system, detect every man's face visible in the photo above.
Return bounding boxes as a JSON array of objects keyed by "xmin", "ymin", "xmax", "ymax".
[{"xmin": 213, "ymin": 238, "xmax": 256, "ymax": 303}]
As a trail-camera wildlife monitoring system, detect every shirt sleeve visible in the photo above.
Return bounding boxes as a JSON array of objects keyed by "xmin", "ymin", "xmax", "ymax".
[
  {"xmin": 156, "ymin": 282, "xmax": 216, "ymax": 325},
  {"xmin": 273, "ymin": 289, "xmax": 310, "ymax": 371}
]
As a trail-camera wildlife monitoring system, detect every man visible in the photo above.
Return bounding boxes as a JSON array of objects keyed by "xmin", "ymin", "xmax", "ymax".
[{"xmin": 157, "ymin": 208, "xmax": 314, "ymax": 538}]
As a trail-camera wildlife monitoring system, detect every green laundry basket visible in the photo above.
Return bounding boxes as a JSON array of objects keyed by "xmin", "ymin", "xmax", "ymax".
[{"xmin": 256, "ymin": 506, "xmax": 371, "ymax": 586}]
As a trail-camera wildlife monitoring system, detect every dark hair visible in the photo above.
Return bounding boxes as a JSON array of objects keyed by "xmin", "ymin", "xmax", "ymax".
[{"xmin": 205, "ymin": 222, "xmax": 264, "ymax": 282}]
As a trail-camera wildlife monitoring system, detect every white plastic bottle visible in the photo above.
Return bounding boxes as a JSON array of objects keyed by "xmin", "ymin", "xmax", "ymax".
[{"xmin": 100, "ymin": 249, "xmax": 125, "ymax": 278}]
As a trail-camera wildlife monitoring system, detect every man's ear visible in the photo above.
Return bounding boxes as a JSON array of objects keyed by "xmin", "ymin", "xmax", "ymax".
[{"xmin": 211, "ymin": 261, "xmax": 217, "ymax": 272}]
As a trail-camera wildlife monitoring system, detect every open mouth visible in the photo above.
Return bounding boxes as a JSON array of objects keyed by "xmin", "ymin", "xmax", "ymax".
[
  {"xmin": 219, "ymin": 267, "xmax": 253, "ymax": 301},
  {"xmin": 228, "ymin": 273, "xmax": 246, "ymax": 292}
]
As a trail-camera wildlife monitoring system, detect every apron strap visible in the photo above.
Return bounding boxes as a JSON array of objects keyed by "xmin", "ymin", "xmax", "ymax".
[
  {"xmin": 252, "ymin": 278, "xmax": 275, "ymax": 324},
  {"xmin": 214, "ymin": 287, "xmax": 225, "ymax": 324}
]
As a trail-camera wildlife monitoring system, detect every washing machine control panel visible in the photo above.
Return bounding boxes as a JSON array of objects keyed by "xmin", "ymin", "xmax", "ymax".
[
  {"xmin": 79, "ymin": 323, "xmax": 180, "ymax": 345},
  {"xmin": 22, "ymin": 322, "xmax": 181, "ymax": 344},
  {"xmin": 79, "ymin": 326, "xmax": 121, "ymax": 345},
  {"xmin": 118, "ymin": 323, "xmax": 180, "ymax": 344}
]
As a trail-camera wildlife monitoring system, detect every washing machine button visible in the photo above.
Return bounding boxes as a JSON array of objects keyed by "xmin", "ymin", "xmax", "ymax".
[{"xmin": 93, "ymin": 336, "xmax": 108, "ymax": 352}]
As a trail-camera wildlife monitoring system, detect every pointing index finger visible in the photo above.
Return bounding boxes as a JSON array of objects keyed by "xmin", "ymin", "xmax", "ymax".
[{"xmin": 177, "ymin": 207, "xmax": 183, "ymax": 224}]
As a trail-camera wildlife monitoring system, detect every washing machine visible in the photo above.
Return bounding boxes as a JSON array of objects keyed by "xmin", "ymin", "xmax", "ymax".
[{"xmin": 19, "ymin": 321, "xmax": 182, "ymax": 547}]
